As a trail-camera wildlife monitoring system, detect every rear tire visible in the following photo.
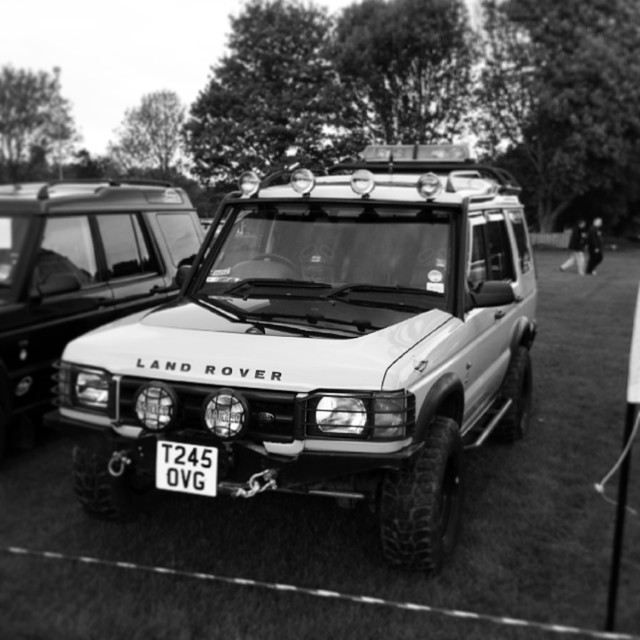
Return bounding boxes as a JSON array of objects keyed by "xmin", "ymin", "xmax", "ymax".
[
  {"xmin": 72, "ymin": 445, "xmax": 139, "ymax": 521},
  {"xmin": 0, "ymin": 403, "xmax": 7, "ymax": 461},
  {"xmin": 379, "ymin": 417, "xmax": 464, "ymax": 574},
  {"xmin": 495, "ymin": 346, "xmax": 532, "ymax": 442}
]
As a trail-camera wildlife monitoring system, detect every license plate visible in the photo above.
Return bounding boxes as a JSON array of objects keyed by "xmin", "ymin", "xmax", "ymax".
[{"xmin": 156, "ymin": 441, "xmax": 218, "ymax": 497}]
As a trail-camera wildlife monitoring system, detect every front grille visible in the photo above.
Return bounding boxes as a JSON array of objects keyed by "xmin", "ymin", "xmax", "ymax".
[{"xmin": 119, "ymin": 376, "xmax": 297, "ymax": 442}]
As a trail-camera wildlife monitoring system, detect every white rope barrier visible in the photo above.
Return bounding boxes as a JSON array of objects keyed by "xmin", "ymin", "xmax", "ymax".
[{"xmin": 2, "ymin": 546, "xmax": 639, "ymax": 640}]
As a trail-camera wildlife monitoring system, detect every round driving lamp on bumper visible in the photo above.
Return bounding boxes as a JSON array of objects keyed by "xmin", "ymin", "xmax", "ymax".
[
  {"xmin": 134, "ymin": 381, "xmax": 178, "ymax": 431},
  {"xmin": 203, "ymin": 389, "xmax": 249, "ymax": 439}
]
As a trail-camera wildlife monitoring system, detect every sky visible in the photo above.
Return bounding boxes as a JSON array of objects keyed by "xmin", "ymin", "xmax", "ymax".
[
  {"xmin": 0, "ymin": 0, "xmax": 359, "ymax": 157},
  {"xmin": 2, "ymin": 0, "xmax": 479, "ymax": 159}
]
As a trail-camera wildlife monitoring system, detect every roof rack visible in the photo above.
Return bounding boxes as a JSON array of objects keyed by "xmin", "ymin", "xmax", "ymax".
[
  {"xmin": 328, "ymin": 144, "xmax": 522, "ymax": 195},
  {"xmin": 35, "ymin": 178, "xmax": 175, "ymax": 200}
]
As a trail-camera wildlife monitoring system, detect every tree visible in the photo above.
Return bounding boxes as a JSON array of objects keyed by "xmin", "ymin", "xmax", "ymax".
[
  {"xmin": 477, "ymin": 0, "xmax": 640, "ymax": 231},
  {"xmin": 330, "ymin": 0, "xmax": 476, "ymax": 144},
  {"xmin": 109, "ymin": 90, "xmax": 186, "ymax": 177},
  {"xmin": 0, "ymin": 65, "xmax": 77, "ymax": 182},
  {"xmin": 184, "ymin": 0, "xmax": 364, "ymax": 185}
]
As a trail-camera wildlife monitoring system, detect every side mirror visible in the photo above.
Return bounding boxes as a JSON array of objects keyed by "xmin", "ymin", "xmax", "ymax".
[
  {"xmin": 38, "ymin": 273, "xmax": 81, "ymax": 296},
  {"xmin": 174, "ymin": 264, "xmax": 192, "ymax": 288},
  {"xmin": 469, "ymin": 281, "xmax": 516, "ymax": 308}
]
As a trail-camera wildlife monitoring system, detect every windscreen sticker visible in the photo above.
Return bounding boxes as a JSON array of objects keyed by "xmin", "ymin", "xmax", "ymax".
[
  {"xmin": 426, "ymin": 282, "xmax": 445, "ymax": 294},
  {"xmin": 427, "ymin": 269, "xmax": 443, "ymax": 283},
  {"xmin": 435, "ymin": 258, "xmax": 446, "ymax": 269}
]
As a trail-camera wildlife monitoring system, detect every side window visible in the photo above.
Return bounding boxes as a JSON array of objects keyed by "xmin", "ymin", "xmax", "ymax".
[
  {"xmin": 97, "ymin": 214, "xmax": 159, "ymax": 279},
  {"xmin": 486, "ymin": 218, "xmax": 515, "ymax": 281},
  {"xmin": 156, "ymin": 213, "xmax": 202, "ymax": 268},
  {"xmin": 468, "ymin": 223, "xmax": 487, "ymax": 288},
  {"xmin": 509, "ymin": 211, "xmax": 532, "ymax": 274},
  {"xmin": 37, "ymin": 216, "xmax": 98, "ymax": 289}
]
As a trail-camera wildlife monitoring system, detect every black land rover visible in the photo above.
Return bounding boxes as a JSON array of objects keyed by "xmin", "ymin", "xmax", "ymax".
[{"xmin": 0, "ymin": 180, "xmax": 204, "ymax": 458}]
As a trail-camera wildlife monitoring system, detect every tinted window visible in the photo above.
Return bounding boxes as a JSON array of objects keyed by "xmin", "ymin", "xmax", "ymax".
[
  {"xmin": 0, "ymin": 215, "xmax": 30, "ymax": 292},
  {"xmin": 468, "ymin": 224, "xmax": 487, "ymax": 287},
  {"xmin": 37, "ymin": 216, "xmax": 97, "ymax": 290},
  {"xmin": 486, "ymin": 219, "xmax": 515, "ymax": 281},
  {"xmin": 157, "ymin": 213, "xmax": 201, "ymax": 267},
  {"xmin": 509, "ymin": 211, "xmax": 532, "ymax": 274},
  {"xmin": 97, "ymin": 214, "xmax": 159, "ymax": 278}
]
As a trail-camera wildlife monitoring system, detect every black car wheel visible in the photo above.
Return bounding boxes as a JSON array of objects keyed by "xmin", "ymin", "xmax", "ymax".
[
  {"xmin": 379, "ymin": 416, "xmax": 465, "ymax": 574},
  {"xmin": 495, "ymin": 346, "xmax": 532, "ymax": 442},
  {"xmin": 72, "ymin": 445, "xmax": 140, "ymax": 521}
]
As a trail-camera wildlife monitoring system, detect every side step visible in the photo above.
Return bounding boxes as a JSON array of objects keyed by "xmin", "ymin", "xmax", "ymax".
[{"xmin": 463, "ymin": 398, "xmax": 513, "ymax": 450}]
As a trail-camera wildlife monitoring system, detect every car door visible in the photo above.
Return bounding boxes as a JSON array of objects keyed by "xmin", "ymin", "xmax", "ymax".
[
  {"xmin": 16, "ymin": 214, "xmax": 115, "ymax": 412},
  {"xmin": 460, "ymin": 210, "xmax": 517, "ymax": 426},
  {"xmin": 95, "ymin": 212, "xmax": 170, "ymax": 318}
]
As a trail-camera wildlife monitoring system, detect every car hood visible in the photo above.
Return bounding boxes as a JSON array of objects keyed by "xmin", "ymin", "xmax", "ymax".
[{"xmin": 63, "ymin": 299, "xmax": 456, "ymax": 391}]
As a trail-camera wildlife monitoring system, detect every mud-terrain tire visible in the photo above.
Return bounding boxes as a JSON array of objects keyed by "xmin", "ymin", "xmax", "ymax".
[
  {"xmin": 494, "ymin": 346, "xmax": 532, "ymax": 442},
  {"xmin": 0, "ymin": 403, "xmax": 7, "ymax": 461},
  {"xmin": 72, "ymin": 445, "xmax": 139, "ymax": 521},
  {"xmin": 379, "ymin": 417, "xmax": 464, "ymax": 574}
]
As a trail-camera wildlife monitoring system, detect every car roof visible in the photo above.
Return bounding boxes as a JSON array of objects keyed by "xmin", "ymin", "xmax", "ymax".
[{"xmin": 0, "ymin": 180, "xmax": 194, "ymax": 215}]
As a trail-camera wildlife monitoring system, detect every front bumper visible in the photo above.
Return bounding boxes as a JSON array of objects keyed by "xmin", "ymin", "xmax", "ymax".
[{"xmin": 44, "ymin": 409, "xmax": 422, "ymax": 490}]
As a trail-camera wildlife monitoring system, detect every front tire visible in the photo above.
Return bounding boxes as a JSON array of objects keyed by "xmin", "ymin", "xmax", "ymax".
[
  {"xmin": 379, "ymin": 417, "xmax": 464, "ymax": 574},
  {"xmin": 72, "ymin": 445, "xmax": 139, "ymax": 521}
]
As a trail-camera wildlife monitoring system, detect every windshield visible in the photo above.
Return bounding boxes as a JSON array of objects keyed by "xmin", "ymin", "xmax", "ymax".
[
  {"xmin": 200, "ymin": 203, "xmax": 451, "ymax": 297},
  {"xmin": 190, "ymin": 202, "xmax": 454, "ymax": 334},
  {"xmin": 0, "ymin": 215, "xmax": 30, "ymax": 296}
]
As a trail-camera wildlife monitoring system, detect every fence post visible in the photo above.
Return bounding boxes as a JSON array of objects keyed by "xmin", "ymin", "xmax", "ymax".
[{"xmin": 605, "ymin": 284, "xmax": 640, "ymax": 631}]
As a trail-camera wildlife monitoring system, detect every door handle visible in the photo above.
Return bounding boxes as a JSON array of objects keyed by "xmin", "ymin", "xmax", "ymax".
[{"xmin": 494, "ymin": 309, "xmax": 506, "ymax": 320}]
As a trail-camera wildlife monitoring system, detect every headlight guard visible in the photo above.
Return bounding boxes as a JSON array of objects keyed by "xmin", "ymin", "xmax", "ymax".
[
  {"xmin": 56, "ymin": 362, "xmax": 114, "ymax": 414},
  {"xmin": 303, "ymin": 390, "xmax": 415, "ymax": 440}
]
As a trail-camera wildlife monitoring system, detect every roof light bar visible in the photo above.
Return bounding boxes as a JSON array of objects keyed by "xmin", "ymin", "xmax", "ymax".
[
  {"xmin": 239, "ymin": 171, "xmax": 260, "ymax": 197},
  {"xmin": 417, "ymin": 173, "xmax": 442, "ymax": 200},
  {"xmin": 290, "ymin": 168, "xmax": 315, "ymax": 195},
  {"xmin": 350, "ymin": 170, "xmax": 376, "ymax": 196}
]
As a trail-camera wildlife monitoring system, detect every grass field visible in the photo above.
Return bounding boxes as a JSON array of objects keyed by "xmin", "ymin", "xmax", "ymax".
[{"xmin": 1, "ymin": 248, "xmax": 639, "ymax": 640}]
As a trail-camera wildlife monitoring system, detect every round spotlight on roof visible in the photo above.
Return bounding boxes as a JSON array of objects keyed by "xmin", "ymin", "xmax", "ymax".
[
  {"xmin": 290, "ymin": 168, "xmax": 316, "ymax": 195},
  {"xmin": 134, "ymin": 381, "xmax": 178, "ymax": 431},
  {"xmin": 417, "ymin": 173, "xmax": 442, "ymax": 200},
  {"xmin": 239, "ymin": 171, "xmax": 261, "ymax": 197},
  {"xmin": 350, "ymin": 170, "xmax": 375, "ymax": 196}
]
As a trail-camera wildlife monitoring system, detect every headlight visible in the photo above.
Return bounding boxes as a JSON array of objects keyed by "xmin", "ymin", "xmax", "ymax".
[
  {"xmin": 306, "ymin": 392, "xmax": 414, "ymax": 440},
  {"xmin": 74, "ymin": 369, "xmax": 110, "ymax": 410},
  {"xmin": 315, "ymin": 396, "xmax": 367, "ymax": 435},
  {"xmin": 373, "ymin": 396, "xmax": 405, "ymax": 438}
]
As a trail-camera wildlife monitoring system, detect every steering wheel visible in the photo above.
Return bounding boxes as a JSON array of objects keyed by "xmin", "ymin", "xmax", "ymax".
[{"xmin": 251, "ymin": 253, "xmax": 296, "ymax": 270}]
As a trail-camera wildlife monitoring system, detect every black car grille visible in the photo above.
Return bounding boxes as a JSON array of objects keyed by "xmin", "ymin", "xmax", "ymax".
[{"xmin": 118, "ymin": 376, "xmax": 298, "ymax": 442}]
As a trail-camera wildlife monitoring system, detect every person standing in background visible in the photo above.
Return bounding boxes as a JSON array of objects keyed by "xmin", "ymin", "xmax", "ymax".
[
  {"xmin": 586, "ymin": 217, "xmax": 604, "ymax": 275},
  {"xmin": 560, "ymin": 219, "xmax": 588, "ymax": 274}
]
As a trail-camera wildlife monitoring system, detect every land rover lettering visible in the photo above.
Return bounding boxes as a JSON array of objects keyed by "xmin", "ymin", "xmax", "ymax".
[{"xmin": 203, "ymin": 365, "xmax": 282, "ymax": 381}]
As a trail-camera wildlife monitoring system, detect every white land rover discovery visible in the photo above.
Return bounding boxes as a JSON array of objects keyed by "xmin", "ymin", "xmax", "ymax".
[{"xmin": 47, "ymin": 144, "xmax": 537, "ymax": 575}]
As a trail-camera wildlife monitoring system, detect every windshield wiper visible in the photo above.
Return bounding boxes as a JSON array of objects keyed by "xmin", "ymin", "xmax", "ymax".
[
  {"xmin": 325, "ymin": 284, "xmax": 434, "ymax": 312},
  {"xmin": 191, "ymin": 294, "xmax": 355, "ymax": 337},
  {"xmin": 247, "ymin": 310, "xmax": 378, "ymax": 334},
  {"xmin": 223, "ymin": 279, "xmax": 333, "ymax": 298},
  {"xmin": 328, "ymin": 283, "xmax": 426, "ymax": 298}
]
